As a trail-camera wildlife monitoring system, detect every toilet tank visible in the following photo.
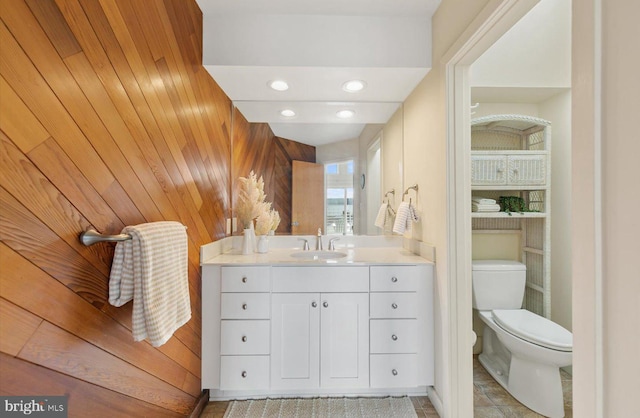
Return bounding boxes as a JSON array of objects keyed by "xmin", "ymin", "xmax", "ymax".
[{"xmin": 472, "ymin": 260, "xmax": 526, "ymax": 310}]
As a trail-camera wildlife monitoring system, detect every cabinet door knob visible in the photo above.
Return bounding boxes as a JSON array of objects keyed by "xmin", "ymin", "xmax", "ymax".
[
  {"xmin": 311, "ymin": 301, "xmax": 317, "ymax": 308},
  {"xmin": 391, "ymin": 276, "xmax": 398, "ymax": 283},
  {"xmin": 392, "ymin": 369, "xmax": 398, "ymax": 376},
  {"xmin": 242, "ymin": 276, "xmax": 247, "ymax": 283},
  {"xmin": 391, "ymin": 334, "xmax": 398, "ymax": 341},
  {"xmin": 323, "ymin": 301, "xmax": 329, "ymax": 308},
  {"xmin": 391, "ymin": 303, "xmax": 398, "ymax": 309},
  {"xmin": 241, "ymin": 371, "xmax": 247, "ymax": 378},
  {"xmin": 242, "ymin": 303, "xmax": 248, "ymax": 310},
  {"xmin": 241, "ymin": 335, "xmax": 247, "ymax": 342}
]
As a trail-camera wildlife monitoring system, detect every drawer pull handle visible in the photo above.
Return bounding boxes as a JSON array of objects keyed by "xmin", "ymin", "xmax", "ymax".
[
  {"xmin": 311, "ymin": 301, "xmax": 317, "ymax": 308},
  {"xmin": 323, "ymin": 301, "xmax": 329, "ymax": 308},
  {"xmin": 391, "ymin": 303, "xmax": 398, "ymax": 309},
  {"xmin": 241, "ymin": 371, "xmax": 247, "ymax": 378},
  {"xmin": 392, "ymin": 369, "xmax": 398, "ymax": 376},
  {"xmin": 391, "ymin": 276, "xmax": 398, "ymax": 283},
  {"xmin": 241, "ymin": 335, "xmax": 247, "ymax": 342},
  {"xmin": 242, "ymin": 303, "xmax": 248, "ymax": 310},
  {"xmin": 391, "ymin": 334, "xmax": 398, "ymax": 341},
  {"xmin": 242, "ymin": 276, "xmax": 247, "ymax": 283}
]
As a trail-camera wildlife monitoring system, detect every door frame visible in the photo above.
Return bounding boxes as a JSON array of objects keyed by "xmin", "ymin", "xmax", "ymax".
[{"xmin": 442, "ymin": 0, "xmax": 539, "ymax": 416}]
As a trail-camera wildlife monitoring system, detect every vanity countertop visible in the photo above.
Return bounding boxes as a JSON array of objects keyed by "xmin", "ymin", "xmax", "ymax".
[{"xmin": 201, "ymin": 246, "xmax": 432, "ymax": 266}]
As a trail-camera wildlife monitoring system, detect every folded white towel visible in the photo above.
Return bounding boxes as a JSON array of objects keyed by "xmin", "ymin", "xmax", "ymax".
[
  {"xmin": 374, "ymin": 204, "xmax": 387, "ymax": 228},
  {"xmin": 472, "ymin": 203, "xmax": 501, "ymax": 212},
  {"xmin": 109, "ymin": 221, "xmax": 191, "ymax": 347},
  {"xmin": 472, "ymin": 196, "xmax": 496, "ymax": 205}
]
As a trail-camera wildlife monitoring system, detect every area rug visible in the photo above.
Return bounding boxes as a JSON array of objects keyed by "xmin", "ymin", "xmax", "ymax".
[{"xmin": 223, "ymin": 396, "xmax": 417, "ymax": 418}]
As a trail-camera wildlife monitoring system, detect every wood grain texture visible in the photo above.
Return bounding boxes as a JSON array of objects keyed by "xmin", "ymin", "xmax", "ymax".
[
  {"xmin": 0, "ymin": 352, "xmax": 183, "ymax": 418},
  {"xmin": 0, "ymin": 0, "xmax": 313, "ymax": 415},
  {"xmin": 273, "ymin": 137, "xmax": 316, "ymax": 234}
]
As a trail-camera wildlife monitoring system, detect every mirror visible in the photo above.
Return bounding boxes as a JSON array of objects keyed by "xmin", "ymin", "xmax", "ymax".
[{"xmin": 313, "ymin": 106, "xmax": 404, "ymax": 236}]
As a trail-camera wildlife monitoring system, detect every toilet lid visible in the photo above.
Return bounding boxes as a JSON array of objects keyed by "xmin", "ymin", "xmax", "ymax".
[{"xmin": 492, "ymin": 309, "xmax": 573, "ymax": 352}]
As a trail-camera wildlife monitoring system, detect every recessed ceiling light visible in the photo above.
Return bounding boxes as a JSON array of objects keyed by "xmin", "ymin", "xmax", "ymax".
[
  {"xmin": 269, "ymin": 80, "xmax": 289, "ymax": 91},
  {"xmin": 280, "ymin": 109, "xmax": 296, "ymax": 117},
  {"xmin": 336, "ymin": 109, "xmax": 355, "ymax": 119},
  {"xmin": 342, "ymin": 80, "xmax": 366, "ymax": 92}
]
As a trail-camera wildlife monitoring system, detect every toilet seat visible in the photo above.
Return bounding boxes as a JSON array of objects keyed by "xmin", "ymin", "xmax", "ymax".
[{"xmin": 492, "ymin": 309, "xmax": 573, "ymax": 352}]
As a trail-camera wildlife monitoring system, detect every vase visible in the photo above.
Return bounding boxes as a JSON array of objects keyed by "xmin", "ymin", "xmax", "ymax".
[
  {"xmin": 242, "ymin": 228, "xmax": 255, "ymax": 255},
  {"xmin": 256, "ymin": 235, "xmax": 269, "ymax": 253}
]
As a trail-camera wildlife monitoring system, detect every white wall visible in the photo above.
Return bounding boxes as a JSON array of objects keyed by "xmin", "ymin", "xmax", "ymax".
[
  {"xmin": 538, "ymin": 91, "xmax": 572, "ymax": 333},
  {"xmin": 382, "ymin": 107, "xmax": 404, "ymax": 215},
  {"xmin": 572, "ymin": 1, "xmax": 640, "ymax": 417}
]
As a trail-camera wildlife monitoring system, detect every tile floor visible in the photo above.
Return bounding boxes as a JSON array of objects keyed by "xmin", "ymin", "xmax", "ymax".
[{"xmin": 200, "ymin": 356, "xmax": 573, "ymax": 418}]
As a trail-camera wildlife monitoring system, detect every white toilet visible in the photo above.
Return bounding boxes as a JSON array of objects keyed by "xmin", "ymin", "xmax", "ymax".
[{"xmin": 472, "ymin": 260, "xmax": 572, "ymax": 418}]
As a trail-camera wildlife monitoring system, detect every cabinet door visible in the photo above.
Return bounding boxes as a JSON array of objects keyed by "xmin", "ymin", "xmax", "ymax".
[
  {"xmin": 471, "ymin": 155, "xmax": 507, "ymax": 185},
  {"xmin": 507, "ymin": 154, "xmax": 546, "ymax": 185},
  {"xmin": 271, "ymin": 293, "xmax": 320, "ymax": 389},
  {"xmin": 320, "ymin": 293, "xmax": 369, "ymax": 388}
]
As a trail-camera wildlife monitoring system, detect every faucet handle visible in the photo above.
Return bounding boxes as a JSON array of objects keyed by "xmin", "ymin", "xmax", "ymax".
[
  {"xmin": 298, "ymin": 238, "xmax": 309, "ymax": 251},
  {"xmin": 328, "ymin": 237, "xmax": 340, "ymax": 251}
]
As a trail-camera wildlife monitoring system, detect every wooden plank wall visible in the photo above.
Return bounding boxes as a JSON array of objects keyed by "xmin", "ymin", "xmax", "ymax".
[{"xmin": 0, "ymin": 0, "xmax": 315, "ymax": 416}]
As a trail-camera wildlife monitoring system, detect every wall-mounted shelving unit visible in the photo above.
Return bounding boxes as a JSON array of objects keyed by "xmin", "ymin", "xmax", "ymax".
[{"xmin": 471, "ymin": 114, "xmax": 551, "ymax": 318}]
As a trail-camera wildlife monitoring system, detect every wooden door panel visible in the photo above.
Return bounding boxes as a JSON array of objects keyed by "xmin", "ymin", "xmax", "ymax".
[{"xmin": 292, "ymin": 160, "xmax": 324, "ymax": 235}]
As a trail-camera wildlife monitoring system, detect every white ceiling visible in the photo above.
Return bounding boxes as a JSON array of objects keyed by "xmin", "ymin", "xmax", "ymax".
[
  {"xmin": 196, "ymin": 0, "xmax": 441, "ymax": 146},
  {"xmin": 470, "ymin": 0, "xmax": 571, "ymax": 104}
]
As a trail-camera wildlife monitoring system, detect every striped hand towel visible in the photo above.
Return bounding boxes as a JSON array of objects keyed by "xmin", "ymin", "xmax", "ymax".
[{"xmin": 109, "ymin": 221, "xmax": 191, "ymax": 347}]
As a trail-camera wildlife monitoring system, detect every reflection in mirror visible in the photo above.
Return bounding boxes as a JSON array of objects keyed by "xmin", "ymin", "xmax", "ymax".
[{"xmin": 324, "ymin": 160, "xmax": 354, "ymax": 235}]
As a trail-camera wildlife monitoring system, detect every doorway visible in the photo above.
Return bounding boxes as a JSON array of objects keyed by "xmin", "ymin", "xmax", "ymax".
[
  {"xmin": 366, "ymin": 137, "xmax": 382, "ymax": 235},
  {"xmin": 324, "ymin": 160, "xmax": 354, "ymax": 236}
]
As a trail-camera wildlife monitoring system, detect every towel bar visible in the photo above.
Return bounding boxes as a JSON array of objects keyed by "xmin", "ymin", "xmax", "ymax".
[
  {"xmin": 80, "ymin": 225, "xmax": 188, "ymax": 246},
  {"xmin": 79, "ymin": 229, "xmax": 132, "ymax": 246}
]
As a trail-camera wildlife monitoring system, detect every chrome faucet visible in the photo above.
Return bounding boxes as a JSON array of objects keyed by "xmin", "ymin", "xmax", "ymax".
[
  {"xmin": 328, "ymin": 237, "xmax": 340, "ymax": 251},
  {"xmin": 298, "ymin": 238, "xmax": 310, "ymax": 251},
  {"xmin": 316, "ymin": 228, "xmax": 323, "ymax": 250}
]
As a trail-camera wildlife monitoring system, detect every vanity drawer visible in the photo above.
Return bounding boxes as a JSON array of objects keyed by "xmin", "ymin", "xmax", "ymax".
[
  {"xmin": 221, "ymin": 320, "xmax": 270, "ymax": 355},
  {"xmin": 370, "ymin": 293, "xmax": 417, "ymax": 319},
  {"xmin": 220, "ymin": 355, "xmax": 270, "ymax": 390},
  {"xmin": 370, "ymin": 354, "xmax": 418, "ymax": 388},
  {"xmin": 370, "ymin": 266, "xmax": 418, "ymax": 292},
  {"xmin": 272, "ymin": 266, "xmax": 368, "ymax": 292},
  {"xmin": 221, "ymin": 266, "xmax": 270, "ymax": 292},
  {"xmin": 370, "ymin": 319, "xmax": 418, "ymax": 354},
  {"xmin": 221, "ymin": 293, "xmax": 270, "ymax": 319}
]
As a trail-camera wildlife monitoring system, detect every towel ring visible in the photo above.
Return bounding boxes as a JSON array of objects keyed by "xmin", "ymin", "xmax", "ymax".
[{"xmin": 402, "ymin": 184, "xmax": 419, "ymax": 202}]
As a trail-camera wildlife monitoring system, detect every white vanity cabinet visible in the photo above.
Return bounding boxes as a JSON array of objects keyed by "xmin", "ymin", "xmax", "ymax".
[
  {"xmin": 201, "ymin": 259, "xmax": 434, "ymax": 398},
  {"xmin": 369, "ymin": 266, "xmax": 428, "ymax": 388},
  {"xmin": 270, "ymin": 266, "xmax": 370, "ymax": 390},
  {"xmin": 218, "ymin": 266, "xmax": 271, "ymax": 390}
]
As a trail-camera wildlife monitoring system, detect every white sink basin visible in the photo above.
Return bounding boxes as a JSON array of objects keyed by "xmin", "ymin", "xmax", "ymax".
[{"xmin": 290, "ymin": 250, "xmax": 348, "ymax": 260}]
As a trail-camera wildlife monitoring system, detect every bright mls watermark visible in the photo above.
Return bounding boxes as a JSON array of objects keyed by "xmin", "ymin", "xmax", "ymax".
[{"xmin": 1, "ymin": 396, "xmax": 67, "ymax": 417}]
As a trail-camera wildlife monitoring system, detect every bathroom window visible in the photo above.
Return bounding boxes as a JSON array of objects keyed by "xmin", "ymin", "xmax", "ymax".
[{"xmin": 325, "ymin": 160, "xmax": 354, "ymax": 235}]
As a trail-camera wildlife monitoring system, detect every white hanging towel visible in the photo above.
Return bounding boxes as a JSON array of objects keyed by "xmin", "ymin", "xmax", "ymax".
[
  {"xmin": 393, "ymin": 202, "xmax": 421, "ymax": 235},
  {"xmin": 392, "ymin": 202, "xmax": 410, "ymax": 234},
  {"xmin": 109, "ymin": 221, "xmax": 191, "ymax": 347},
  {"xmin": 374, "ymin": 203, "xmax": 387, "ymax": 228}
]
